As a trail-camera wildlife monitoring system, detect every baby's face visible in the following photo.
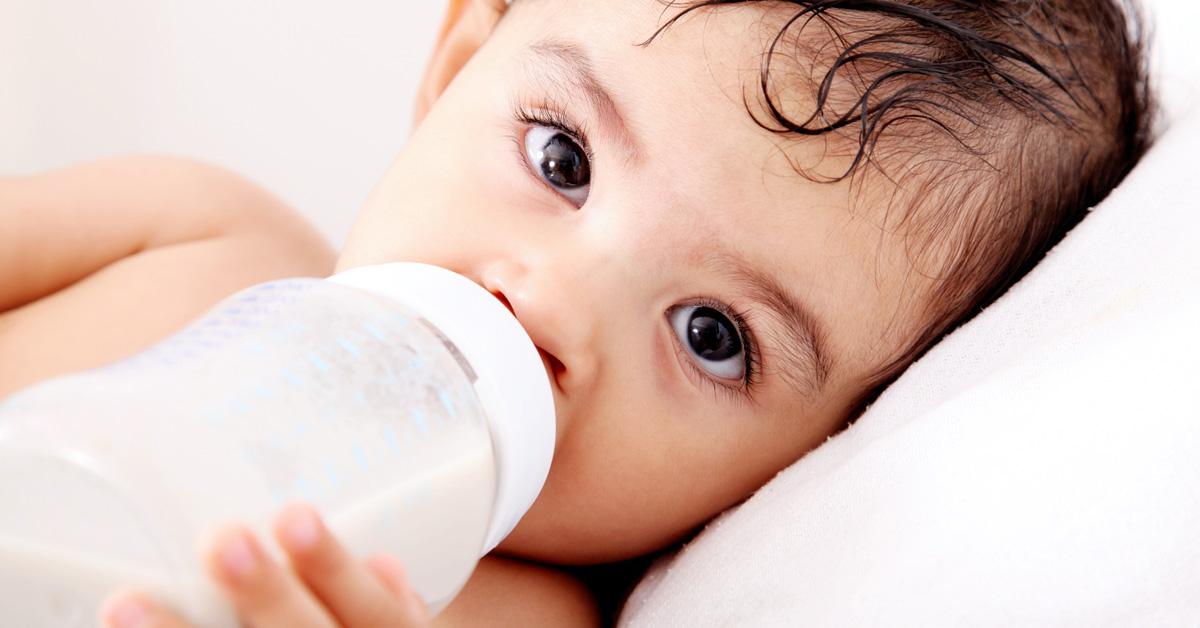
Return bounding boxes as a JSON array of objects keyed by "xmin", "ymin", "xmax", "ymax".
[{"xmin": 338, "ymin": 0, "xmax": 931, "ymax": 564}]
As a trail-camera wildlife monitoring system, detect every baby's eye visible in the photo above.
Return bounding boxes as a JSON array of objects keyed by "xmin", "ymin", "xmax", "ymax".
[
  {"xmin": 668, "ymin": 304, "xmax": 746, "ymax": 381},
  {"xmin": 523, "ymin": 124, "xmax": 591, "ymax": 206}
]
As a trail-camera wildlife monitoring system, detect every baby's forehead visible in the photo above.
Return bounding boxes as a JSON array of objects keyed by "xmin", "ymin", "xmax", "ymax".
[
  {"xmin": 506, "ymin": 3, "xmax": 796, "ymax": 128},
  {"xmin": 507, "ymin": 0, "xmax": 783, "ymax": 63},
  {"xmin": 506, "ymin": 1, "xmax": 854, "ymax": 154}
]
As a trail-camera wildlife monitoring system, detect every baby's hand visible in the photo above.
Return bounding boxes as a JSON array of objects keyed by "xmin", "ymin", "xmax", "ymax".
[{"xmin": 98, "ymin": 503, "xmax": 430, "ymax": 628}]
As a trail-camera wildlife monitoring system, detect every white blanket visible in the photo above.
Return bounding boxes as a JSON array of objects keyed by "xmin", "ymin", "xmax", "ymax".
[{"xmin": 619, "ymin": 1, "xmax": 1200, "ymax": 624}]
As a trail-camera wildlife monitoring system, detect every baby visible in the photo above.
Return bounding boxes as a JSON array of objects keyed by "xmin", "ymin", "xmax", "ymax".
[{"xmin": 0, "ymin": 0, "xmax": 1151, "ymax": 625}]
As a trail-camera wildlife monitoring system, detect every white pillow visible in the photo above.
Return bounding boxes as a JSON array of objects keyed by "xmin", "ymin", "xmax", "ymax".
[{"xmin": 618, "ymin": 3, "xmax": 1200, "ymax": 625}]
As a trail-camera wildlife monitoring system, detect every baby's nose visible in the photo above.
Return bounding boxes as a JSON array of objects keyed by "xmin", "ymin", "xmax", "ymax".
[{"xmin": 479, "ymin": 261, "xmax": 598, "ymax": 394}]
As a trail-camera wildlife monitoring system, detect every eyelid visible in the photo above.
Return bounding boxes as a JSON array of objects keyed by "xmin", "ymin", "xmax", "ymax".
[
  {"xmin": 667, "ymin": 298, "xmax": 762, "ymax": 404},
  {"xmin": 513, "ymin": 100, "xmax": 595, "ymax": 165},
  {"xmin": 509, "ymin": 100, "xmax": 595, "ymax": 208}
]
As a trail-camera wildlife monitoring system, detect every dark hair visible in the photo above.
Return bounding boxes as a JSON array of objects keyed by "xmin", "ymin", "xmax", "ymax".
[{"xmin": 647, "ymin": 0, "xmax": 1155, "ymax": 409}]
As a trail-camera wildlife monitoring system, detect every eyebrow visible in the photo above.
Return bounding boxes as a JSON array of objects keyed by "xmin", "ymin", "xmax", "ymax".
[
  {"xmin": 524, "ymin": 38, "xmax": 641, "ymax": 162},
  {"xmin": 708, "ymin": 250, "xmax": 832, "ymax": 395}
]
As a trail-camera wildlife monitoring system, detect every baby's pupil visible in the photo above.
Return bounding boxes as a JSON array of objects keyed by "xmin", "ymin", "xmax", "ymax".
[
  {"xmin": 539, "ymin": 133, "xmax": 589, "ymax": 189},
  {"xmin": 688, "ymin": 307, "xmax": 740, "ymax": 361}
]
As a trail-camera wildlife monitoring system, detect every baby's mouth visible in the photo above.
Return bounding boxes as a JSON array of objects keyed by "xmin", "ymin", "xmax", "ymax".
[{"xmin": 537, "ymin": 347, "xmax": 562, "ymax": 393}]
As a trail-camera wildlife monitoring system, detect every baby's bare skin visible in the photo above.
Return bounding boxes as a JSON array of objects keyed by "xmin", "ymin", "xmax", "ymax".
[
  {"xmin": 0, "ymin": 156, "xmax": 599, "ymax": 627},
  {"xmin": 0, "ymin": 156, "xmax": 334, "ymax": 398}
]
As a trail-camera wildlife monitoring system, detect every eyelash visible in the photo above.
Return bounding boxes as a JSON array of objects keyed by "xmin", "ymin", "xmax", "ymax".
[
  {"xmin": 509, "ymin": 98, "xmax": 596, "ymax": 191},
  {"xmin": 675, "ymin": 297, "xmax": 763, "ymax": 405},
  {"xmin": 507, "ymin": 98, "xmax": 762, "ymax": 404}
]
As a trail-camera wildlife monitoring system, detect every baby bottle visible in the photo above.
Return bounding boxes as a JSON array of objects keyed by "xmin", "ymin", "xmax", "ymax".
[{"xmin": 0, "ymin": 262, "xmax": 556, "ymax": 627}]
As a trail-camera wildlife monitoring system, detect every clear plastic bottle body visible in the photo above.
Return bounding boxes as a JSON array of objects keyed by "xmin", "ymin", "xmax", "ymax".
[{"xmin": 0, "ymin": 277, "xmax": 498, "ymax": 626}]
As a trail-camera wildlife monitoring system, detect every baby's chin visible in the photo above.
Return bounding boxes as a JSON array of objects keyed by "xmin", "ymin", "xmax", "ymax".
[{"xmin": 492, "ymin": 496, "xmax": 697, "ymax": 566}]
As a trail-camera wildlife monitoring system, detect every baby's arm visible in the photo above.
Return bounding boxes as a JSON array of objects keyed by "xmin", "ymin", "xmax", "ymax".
[{"xmin": 0, "ymin": 156, "xmax": 335, "ymax": 397}]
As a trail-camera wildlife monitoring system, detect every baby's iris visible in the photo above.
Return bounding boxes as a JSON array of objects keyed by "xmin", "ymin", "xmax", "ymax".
[
  {"xmin": 669, "ymin": 305, "xmax": 746, "ymax": 381},
  {"xmin": 524, "ymin": 125, "xmax": 591, "ymax": 205}
]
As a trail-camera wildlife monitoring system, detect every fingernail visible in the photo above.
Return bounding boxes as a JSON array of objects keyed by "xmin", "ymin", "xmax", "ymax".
[
  {"xmin": 219, "ymin": 531, "xmax": 259, "ymax": 579},
  {"xmin": 281, "ymin": 505, "xmax": 321, "ymax": 551},
  {"xmin": 106, "ymin": 595, "xmax": 151, "ymax": 628}
]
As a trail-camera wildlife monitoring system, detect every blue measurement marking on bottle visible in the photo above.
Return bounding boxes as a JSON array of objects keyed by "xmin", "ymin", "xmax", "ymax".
[
  {"xmin": 437, "ymin": 390, "xmax": 455, "ymax": 418},
  {"xmin": 295, "ymin": 476, "xmax": 315, "ymax": 502},
  {"xmin": 412, "ymin": 408, "xmax": 429, "ymax": 435},
  {"xmin": 281, "ymin": 368, "xmax": 304, "ymax": 387},
  {"xmin": 362, "ymin": 321, "xmax": 387, "ymax": 342},
  {"xmin": 307, "ymin": 352, "xmax": 331, "ymax": 373},
  {"xmin": 324, "ymin": 462, "xmax": 341, "ymax": 491},
  {"xmin": 354, "ymin": 389, "xmax": 367, "ymax": 405},
  {"xmin": 254, "ymin": 384, "xmax": 275, "ymax": 401},
  {"xmin": 353, "ymin": 444, "xmax": 370, "ymax": 470},
  {"xmin": 389, "ymin": 313, "xmax": 412, "ymax": 329},
  {"xmin": 228, "ymin": 397, "xmax": 249, "ymax": 417},
  {"xmin": 383, "ymin": 425, "xmax": 402, "ymax": 455},
  {"xmin": 337, "ymin": 337, "xmax": 362, "ymax": 358}
]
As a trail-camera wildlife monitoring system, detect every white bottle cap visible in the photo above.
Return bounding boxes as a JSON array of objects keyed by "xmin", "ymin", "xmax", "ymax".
[{"xmin": 329, "ymin": 263, "xmax": 555, "ymax": 556}]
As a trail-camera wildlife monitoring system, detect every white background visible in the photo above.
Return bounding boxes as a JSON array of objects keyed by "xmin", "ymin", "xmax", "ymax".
[
  {"xmin": 2, "ymin": 1, "xmax": 1196, "ymax": 250},
  {"xmin": 0, "ymin": 2, "xmax": 443, "ymax": 248}
]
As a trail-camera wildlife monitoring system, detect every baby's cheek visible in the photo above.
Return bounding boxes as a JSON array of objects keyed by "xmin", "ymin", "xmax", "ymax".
[{"xmin": 492, "ymin": 415, "xmax": 689, "ymax": 562}]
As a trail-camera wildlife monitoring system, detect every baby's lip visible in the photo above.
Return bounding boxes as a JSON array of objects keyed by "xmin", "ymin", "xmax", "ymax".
[{"xmin": 536, "ymin": 347, "xmax": 559, "ymax": 392}]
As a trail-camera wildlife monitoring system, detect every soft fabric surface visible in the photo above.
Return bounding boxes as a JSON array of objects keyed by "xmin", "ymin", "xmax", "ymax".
[{"xmin": 619, "ymin": 3, "xmax": 1200, "ymax": 625}]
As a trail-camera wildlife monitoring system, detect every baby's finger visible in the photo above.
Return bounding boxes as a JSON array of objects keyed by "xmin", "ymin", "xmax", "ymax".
[
  {"xmin": 98, "ymin": 590, "xmax": 191, "ymax": 628},
  {"xmin": 366, "ymin": 554, "xmax": 430, "ymax": 621},
  {"xmin": 273, "ymin": 503, "xmax": 429, "ymax": 627},
  {"xmin": 204, "ymin": 524, "xmax": 336, "ymax": 628}
]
